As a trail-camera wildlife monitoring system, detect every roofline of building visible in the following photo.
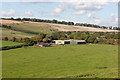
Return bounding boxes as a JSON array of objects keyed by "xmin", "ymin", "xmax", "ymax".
[{"xmin": 53, "ymin": 39, "xmax": 86, "ymax": 42}]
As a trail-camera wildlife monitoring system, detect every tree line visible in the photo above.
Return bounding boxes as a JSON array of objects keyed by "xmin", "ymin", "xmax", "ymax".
[
  {"xmin": 2, "ymin": 17, "xmax": 120, "ymax": 30},
  {"xmin": 3, "ymin": 32, "xmax": 119, "ymax": 45}
]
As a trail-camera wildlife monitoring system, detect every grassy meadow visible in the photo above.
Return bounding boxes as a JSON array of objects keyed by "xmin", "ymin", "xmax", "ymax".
[
  {"xmin": 1, "ymin": 40, "xmax": 23, "ymax": 47},
  {"xmin": 1, "ymin": 28, "xmax": 34, "ymax": 38},
  {"xmin": 2, "ymin": 44, "xmax": 118, "ymax": 78},
  {"xmin": 7, "ymin": 23, "xmax": 56, "ymax": 33}
]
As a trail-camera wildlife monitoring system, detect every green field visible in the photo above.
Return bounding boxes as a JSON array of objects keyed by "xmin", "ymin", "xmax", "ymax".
[
  {"xmin": 7, "ymin": 23, "xmax": 56, "ymax": 33},
  {"xmin": 1, "ymin": 28, "xmax": 34, "ymax": 38},
  {"xmin": 2, "ymin": 22, "xmax": 56, "ymax": 39},
  {"xmin": 1, "ymin": 40, "xmax": 23, "ymax": 47},
  {"xmin": 2, "ymin": 44, "xmax": 118, "ymax": 78}
]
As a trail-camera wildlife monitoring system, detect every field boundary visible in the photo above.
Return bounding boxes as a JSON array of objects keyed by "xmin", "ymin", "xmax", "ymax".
[{"xmin": 0, "ymin": 44, "xmax": 33, "ymax": 51}]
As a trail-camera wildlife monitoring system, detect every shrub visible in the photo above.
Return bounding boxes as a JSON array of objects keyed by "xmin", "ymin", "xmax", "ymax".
[
  {"xmin": 3, "ymin": 37, "xmax": 8, "ymax": 41},
  {"xmin": 12, "ymin": 37, "xmax": 17, "ymax": 42}
]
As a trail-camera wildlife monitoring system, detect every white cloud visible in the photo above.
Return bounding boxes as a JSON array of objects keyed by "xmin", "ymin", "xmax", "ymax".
[
  {"xmin": 87, "ymin": 12, "xmax": 95, "ymax": 18},
  {"xmin": 51, "ymin": 2, "xmax": 69, "ymax": 16},
  {"xmin": 19, "ymin": 0, "xmax": 119, "ymax": 2},
  {"xmin": 52, "ymin": 7, "xmax": 62, "ymax": 15},
  {"xmin": 73, "ymin": 2, "xmax": 107, "ymax": 10},
  {"xmin": 110, "ymin": 13, "xmax": 114, "ymax": 17},
  {"xmin": 94, "ymin": 19, "xmax": 101, "ymax": 24},
  {"xmin": 87, "ymin": 13, "xmax": 92, "ymax": 18},
  {"xmin": 91, "ymin": 13, "xmax": 118, "ymax": 26},
  {"xmin": 20, "ymin": 0, "xmax": 56, "ymax": 2},
  {"xmin": 1, "ymin": 9, "xmax": 16, "ymax": 17},
  {"xmin": 72, "ymin": 2, "xmax": 109, "ymax": 16},
  {"xmin": 74, "ymin": 10, "xmax": 86, "ymax": 15},
  {"xmin": 88, "ymin": 19, "xmax": 101, "ymax": 25},
  {"xmin": 52, "ymin": 2, "xmax": 109, "ymax": 16},
  {"xmin": 25, "ymin": 11, "xmax": 33, "ymax": 17}
]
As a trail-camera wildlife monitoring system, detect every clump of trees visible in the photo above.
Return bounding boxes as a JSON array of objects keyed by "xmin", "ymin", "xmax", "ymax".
[
  {"xmin": 0, "ymin": 25, "xmax": 12, "ymax": 29},
  {"xmin": 2, "ymin": 37, "xmax": 35, "ymax": 45},
  {"xmin": 2, "ymin": 37, "xmax": 35, "ymax": 50},
  {"xmin": 113, "ymin": 27, "xmax": 120, "ymax": 30}
]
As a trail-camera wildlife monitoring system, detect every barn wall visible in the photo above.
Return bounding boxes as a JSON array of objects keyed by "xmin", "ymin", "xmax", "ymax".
[
  {"xmin": 55, "ymin": 40, "xmax": 64, "ymax": 44},
  {"xmin": 70, "ymin": 41, "xmax": 77, "ymax": 45}
]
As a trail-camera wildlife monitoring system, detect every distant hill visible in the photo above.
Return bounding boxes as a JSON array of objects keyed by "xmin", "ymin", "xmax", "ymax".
[{"xmin": 1, "ymin": 19, "xmax": 118, "ymax": 33}]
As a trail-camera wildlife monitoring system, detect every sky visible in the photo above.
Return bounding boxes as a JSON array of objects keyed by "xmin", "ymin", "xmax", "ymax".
[{"xmin": 1, "ymin": 0, "xmax": 119, "ymax": 27}]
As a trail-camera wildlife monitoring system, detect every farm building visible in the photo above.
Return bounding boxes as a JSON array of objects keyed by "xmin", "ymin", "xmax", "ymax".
[
  {"xmin": 36, "ymin": 42, "xmax": 51, "ymax": 47},
  {"xmin": 70, "ymin": 39, "xmax": 86, "ymax": 44},
  {"xmin": 53, "ymin": 40, "xmax": 70, "ymax": 45},
  {"xmin": 53, "ymin": 39, "xmax": 86, "ymax": 45}
]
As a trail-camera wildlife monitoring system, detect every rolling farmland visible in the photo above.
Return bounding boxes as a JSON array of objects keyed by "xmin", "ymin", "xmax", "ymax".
[
  {"xmin": 2, "ymin": 44, "xmax": 118, "ymax": 78},
  {"xmin": 1, "ymin": 19, "xmax": 119, "ymax": 78},
  {"xmin": 2, "ymin": 19, "xmax": 118, "ymax": 33}
]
